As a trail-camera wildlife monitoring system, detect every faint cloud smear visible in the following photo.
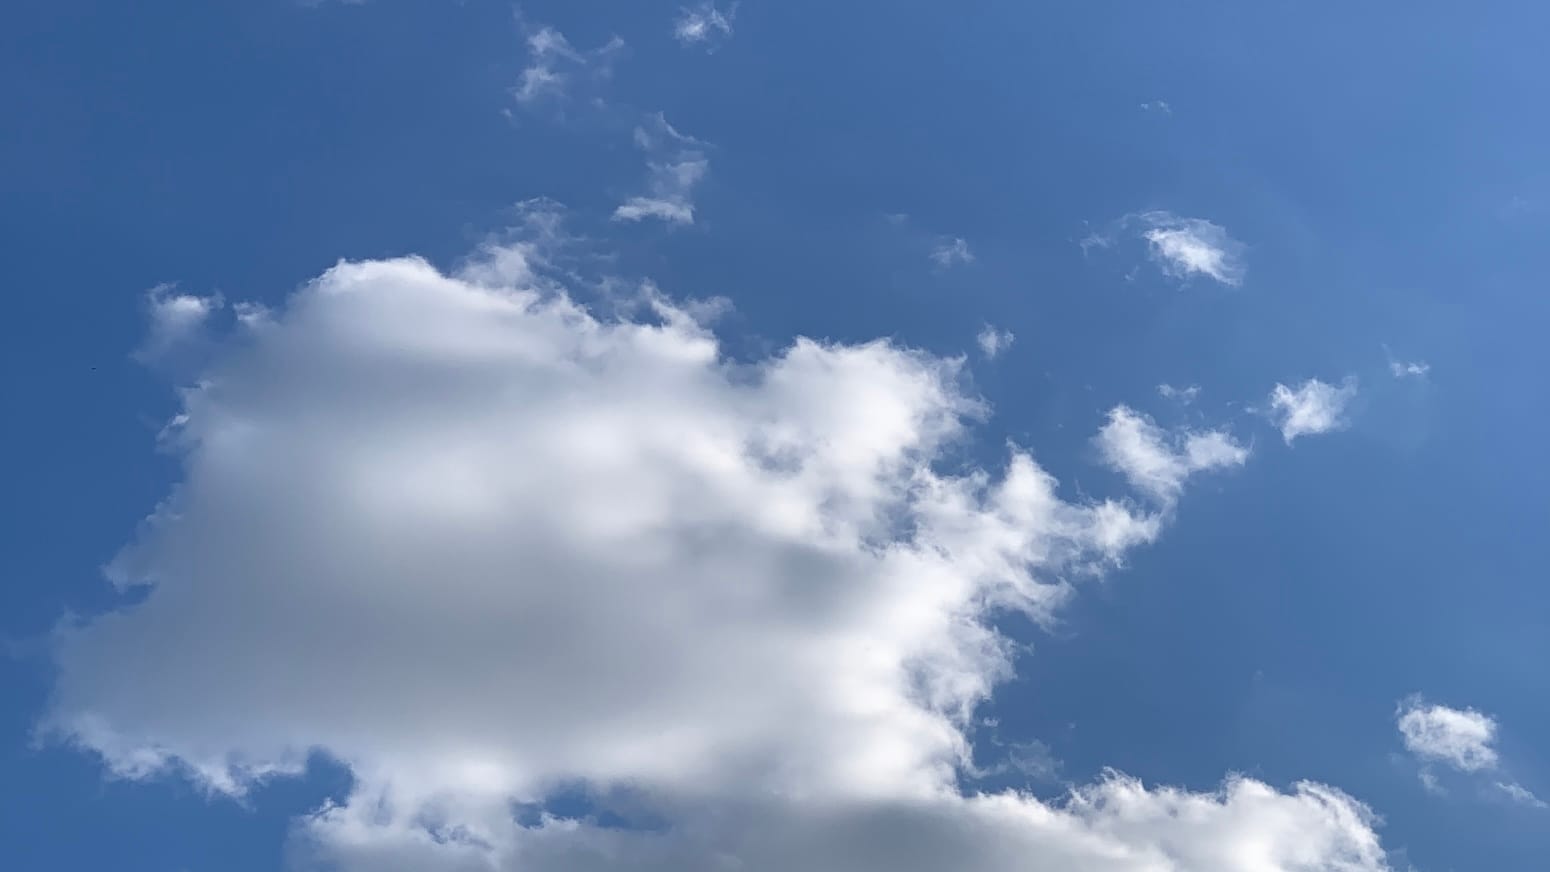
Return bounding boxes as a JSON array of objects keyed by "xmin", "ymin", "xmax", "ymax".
[
  {"xmin": 976, "ymin": 325, "xmax": 1014, "ymax": 359},
  {"xmin": 1268, "ymin": 377, "xmax": 1357, "ymax": 444},
  {"xmin": 1397, "ymin": 697, "xmax": 1499, "ymax": 773},
  {"xmin": 1139, "ymin": 211, "xmax": 1246, "ymax": 286},
  {"xmin": 1157, "ymin": 383, "xmax": 1200, "ymax": 405},
  {"xmin": 1496, "ymin": 782, "xmax": 1549, "ymax": 810},
  {"xmin": 1139, "ymin": 100, "xmax": 1172, "ymax": 115},
  {"xmin": 1095, "ymin": 406, "xmax": 1248, "ymax": 503},
  {"xmin": 674, "ymin": 2, "xmax": 737, "ymax": 48},
  {"xmin": 1388, "ymin": 359, "xmax": 1430, "ymax": 379},
  {"xmin": 513, "ymin": 24, "xmax": 624, "ymax": 105},
  {"xmin": 614, "ymin": 114, "xmax": 708, "ymax": 225},
  {"xmin": 930, "ymin": 237, "xmax": 975, "ymax": 268}
]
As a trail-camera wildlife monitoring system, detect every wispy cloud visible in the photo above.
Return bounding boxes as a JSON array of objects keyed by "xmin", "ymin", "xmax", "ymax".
[
  {"xmin": 614, "ymin": 114, "xmax": 709, "ymax": 225},
  {"xmin": 1138, "ymin": 211, "xmax": 1245, "ymax": 286},
  {"xmin": 513, "ymin": 24, "xmax": 624, "ymax": 105},
  {"xmin": 1139, "ymin": 100, "xmax": 1172, "ymax": 115},
  {"xmin": 930, "ymin": 237, "xmax": 975, "ymax": 268},
  {"xmin": 1495, "ymin": 781, "xmax": 1549, "ymax": 810},
  {"xmin": 1082, "ymin": 211, "xmax": 1245, "ymax": 286},
  {"xmin": 674, "ymin": 2, "xmax": 737, "ymax": 48},
  {"xmin": 1157, "ymin": 383, "xmax": 1201, "ymax": 405},
  {"xmin": 1096, "ymin": 406, "xmax": 1248, "ymax": 503},
  {"xmin": 976, "ymin": 325, "xmax": 1013, "ymax": 359},
  {"xmin": 1268, "ymin": 377, "xmax": 1357, "ymax": 443}
]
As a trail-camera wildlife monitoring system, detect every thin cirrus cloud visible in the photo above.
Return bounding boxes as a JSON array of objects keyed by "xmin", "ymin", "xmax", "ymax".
[
  {"xmin": 43, "ymin": 223, "xmax": 1394, "ymax": 871},
  {"xmin": 1267, "ymin": 377, "xmax": 1358, "ymax": 444},
  {"xmin": 614, "ymin": 114, "xmax": 709, "ymax": 225}
]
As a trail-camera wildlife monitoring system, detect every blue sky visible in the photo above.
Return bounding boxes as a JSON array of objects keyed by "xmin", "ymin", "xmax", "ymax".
[{"xmin": 3, "ymin": 1, "xmax": 1548, "ymax": 870}]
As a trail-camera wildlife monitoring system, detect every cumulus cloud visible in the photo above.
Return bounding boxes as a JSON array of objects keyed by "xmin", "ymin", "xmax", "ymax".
[
  {"xmin": 930, "ymin": 237, "xmax": 975, "ymax": 268},
  {"xmin": 674, "ymin": 2, "xmax": 736, "ymax": 48},
  {"xmin": 1138, "ymin": 212, "xmax": 1245, "ymax": 286},
  {"xmin": 614, "ymin": 114, "xmax": 708, "ymax": 225},
  {"xmin": 1397, "ymin": 698, "xmax": 1499, "ymax": 773},
  {"xmin": 44, "ymin": 246, "xmax": 1392, "ymax": 871},
  {"xmin": 514, "ymin": 25, "xmax": 624, "ymax": 105},
  {"xmin": 1095, "ymin": 406, "xmax": 1248, "ymax": 503},
  {"xmin": 1268, "ymin": 378, "xmax": 1357, "ymax": 444},
  {"xmin": 976, "ymin": 325, "xmax": 1013, "ymax": 359}
]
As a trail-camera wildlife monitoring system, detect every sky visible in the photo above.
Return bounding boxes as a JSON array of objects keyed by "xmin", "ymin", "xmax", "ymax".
[{"xmin": 2, "ymin": 1, "xmax": 1548, "ymax": 870}]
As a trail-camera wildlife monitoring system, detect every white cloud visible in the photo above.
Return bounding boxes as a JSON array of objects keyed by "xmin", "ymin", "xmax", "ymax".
[
  {"xmin": 976, "ymin": 325, "xmax": 1013, "ymax": 359},
  {"xmin": 930, "ymin": 237, "xmax": 975, "ymax": 268},
  {"xmin": 1156, "ymin": 383, "xmax": 1200, "ymax": 405},
  {"xmin": 1095, "ymin": 406, "xmax": 1248, "ymax": 503},
  {"xmin": 1138, "ymin": 212, "xmax": 1245, "ymax": 286},
  {"xmin": 135, "ymin": 284, "xmax": 222, "ymax": 365},
  {"xmin": 1495, "ymin": 781, "xmax": 1548, "ymax": 810},
  {"xmin": 1396, "ymin": 698, "xmax": 1499, "ymax": 773},
  {"xmin": 1139, "ymin": 100, "xmax": 1172, "ymax": 115},
  {"xmin": 674, "ymin": 2, "xmax": 736, "ymax": 47},
  {"xmin": 1268, "ymin": 378, "xmax": 1357, "ymax": 444},
  {"xmin": 615, "ymin": 114, "xmax": 708, "ymax": 225},
  {"xmin": 46, "ymin": 249, "xmax": 1392, "ymax": 871},
  {"xmin": 1388, "ymin": 360, "xmax": 1429, "ymax": 379},
  {"xmin": 514, "ymin": 25, "xmax": 624, "ymax": 105}
]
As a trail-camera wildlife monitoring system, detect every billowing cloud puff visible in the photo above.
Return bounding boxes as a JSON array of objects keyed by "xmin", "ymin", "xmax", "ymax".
[{"xmin": 47, "ymin": 251, "xmax": 1390, "ymax": 870}]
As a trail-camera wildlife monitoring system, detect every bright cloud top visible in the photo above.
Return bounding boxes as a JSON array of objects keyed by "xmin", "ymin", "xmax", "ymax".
[
  {"xmin": 1096, "ymin": 406, "xmax": 1248, "ymax": 503},
  {"xmin": 1397, "ymin": 698, "xmax": 1499, "ymax": 773},
  {"xmin": 1268, "ymin": 377, "xmax": 1357, "ymax": 444},
  {"xmin": 614, "ymin": 114, "xmax": 708, "ymax": 224},
  {"xmin": 1138, "ymin": 211, "xmax": 1246, "ymax": 286},
  {"xmin": 45, "ymin": 250, "xmax": 1392, "ymax": 871}
]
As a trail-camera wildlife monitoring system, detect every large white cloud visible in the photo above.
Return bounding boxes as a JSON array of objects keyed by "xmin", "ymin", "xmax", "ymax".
[{"xmin": 47, "ymin": 251, "xmax": 1391, "ymax": 870}]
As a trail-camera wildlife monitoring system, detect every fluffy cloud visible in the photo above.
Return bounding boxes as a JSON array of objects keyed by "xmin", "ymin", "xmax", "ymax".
[
  {"xmin": 930, "ymin": 237, "xmax": 975, "ymax": 268},
  {"xmin": 1095, "ymin": 406, "xmax": 1248, "ymax": 503},
  {"xmin": 47, "ymin": 251, "xmax": 1390, "ymax": 870},
  {"xmin": 1268, "ymin": 378, "xmax": 1357, "ymax": 444},
  {"xmin": 514, "ymin": 26, "xmax": 624, "ymax": 105},
  {"xmin": 1138, "ymin": 212, "xmax": 1245, "ymax": 286},
  {"xmin": 976, "ymin": 325, "xmax": 1013, "ymax": 359},
  {"xmin": 614, "ymin": 115, "xmax": 708, "ymax": 225},
  {"xmin": 1396, "ymin": 698, "xmax": 1498, "ymax": 773},
  {"xmin": 136, "ymin": 284, "xmax": 221, "ymax": 364},
  {"xmin": 674, "ymin": 2, "xmax": 736, "ymax": 48}
]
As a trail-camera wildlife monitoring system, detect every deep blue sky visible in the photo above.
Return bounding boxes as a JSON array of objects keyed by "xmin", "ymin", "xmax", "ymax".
[{"xmin": 3, "ymin": 1, "xmax": 1547, "ymax": 870}]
